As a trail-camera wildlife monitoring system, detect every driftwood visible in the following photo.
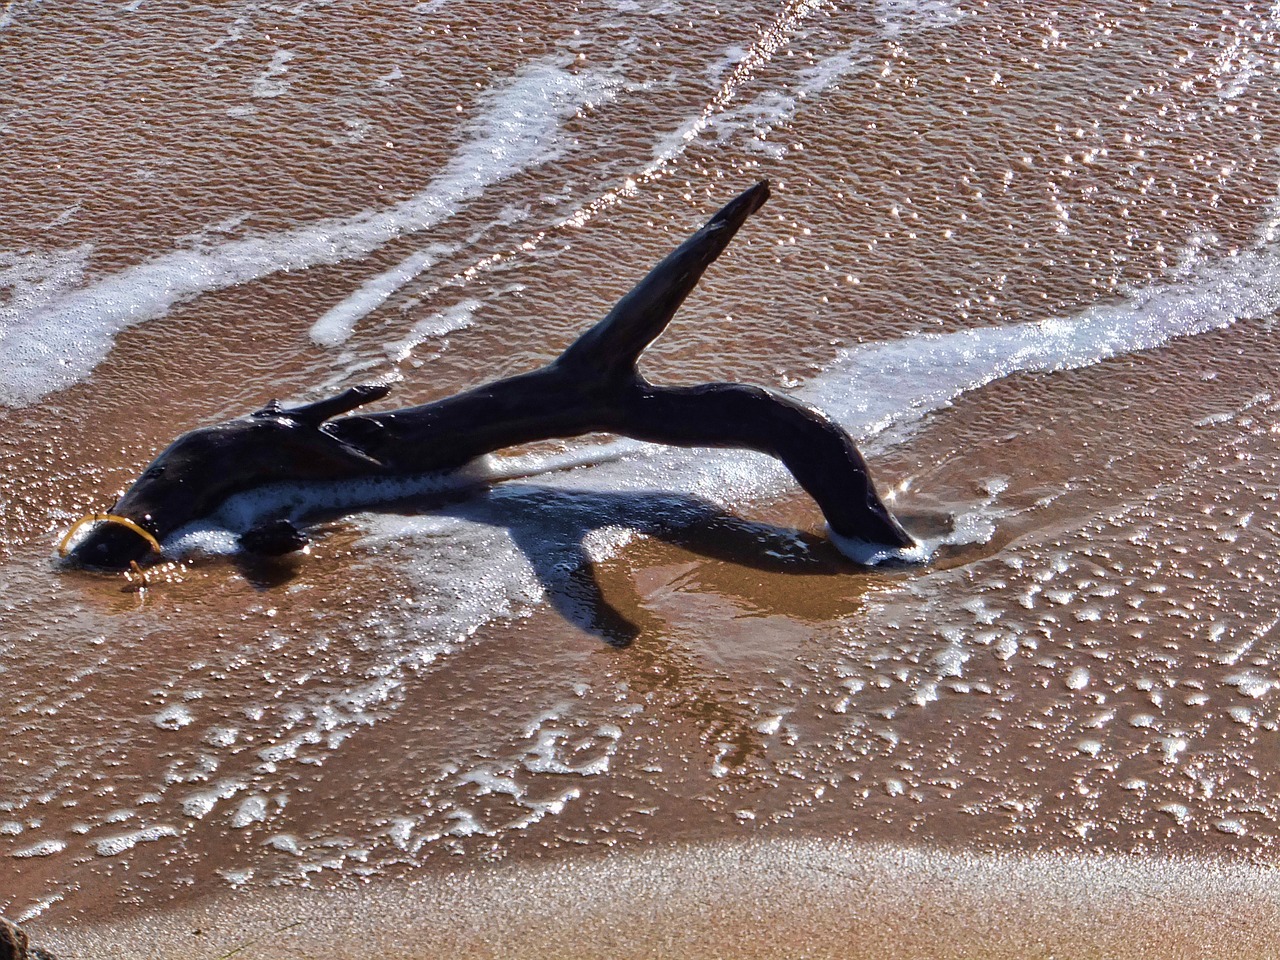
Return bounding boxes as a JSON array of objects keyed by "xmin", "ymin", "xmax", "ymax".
[
  {"xmin": 63, "ymin": 181, "xmax": 912, "ymax": 570},
  {"xmin": 0, "ymin": 919, "xmax": 57, "ymax": 960}
]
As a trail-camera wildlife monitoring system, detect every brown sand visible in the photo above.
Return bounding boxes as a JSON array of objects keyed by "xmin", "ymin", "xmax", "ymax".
[
  {"xmin": 31, "ymin": 838, "xmax": 1280, "ymax": 960},
  {"xmin": 7, "ymin": 0, "xmax": 1280, "ymax": 952}
]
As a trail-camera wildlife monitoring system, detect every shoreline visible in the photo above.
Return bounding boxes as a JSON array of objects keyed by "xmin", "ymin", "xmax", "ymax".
[{"xmin": 31, "ymin": 836, "xmax": 1280, "ymax": 960}]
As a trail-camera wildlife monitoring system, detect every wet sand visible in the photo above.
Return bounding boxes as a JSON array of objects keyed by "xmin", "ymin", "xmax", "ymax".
[
  {"xmin": 7, "ymin": 0, "xmax": 1280, "ymax": 953},
  {"xmin": 32, "ymin": 838, "xmax": 1280, "ymax": 959}
]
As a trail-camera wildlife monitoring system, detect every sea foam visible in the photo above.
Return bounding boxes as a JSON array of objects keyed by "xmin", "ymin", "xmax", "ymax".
[
  {"xmin": 309, "ymin": 59, "xmax": 618, "ymax": 346},
  {"xmin": 0, "ymin": 57, "xmax": 617, "ymax": 406}
]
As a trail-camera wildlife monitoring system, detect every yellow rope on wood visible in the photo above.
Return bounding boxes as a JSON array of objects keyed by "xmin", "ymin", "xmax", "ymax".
[{"xmin": 58, "ymin": 513, "xmax": 164, "ymax": 558}]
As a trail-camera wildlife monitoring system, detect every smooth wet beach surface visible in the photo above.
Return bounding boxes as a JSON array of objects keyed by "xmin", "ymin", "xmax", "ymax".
[
  {"xmin": 39, "ymin": 840, "xmax": 1280, "ymax": 959},
  {"xmin": 5, "ymin": 0, "xmax": 1280, "ymax": 954}
]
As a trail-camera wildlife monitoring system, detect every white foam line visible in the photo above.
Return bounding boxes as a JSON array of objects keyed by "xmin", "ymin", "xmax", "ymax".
[
  {"xmin": 68, "ymin": 217, "xmax": 1280, "ymax": 653},
  {"xmin": 251, "ymin": 49, "xmax": 295, "ymax": 99},
  {"xmin": 826, "ymin": 526, "xmax": 931, "ymax": 566},
  {"xmin": 323, "ymin": 205, "xmax": 535, "ymax": 356},
  {"xmin": 643, "ymin": 0, "xmax": 827, "ymax": 172},
  {"xmin": 698, "ymin": 2, "xmax": 969, "ymax": 158},
  {"xmin": 312, "ymin": 247, "xmax": 445, "ymax": 348},
  {"xmin": 651, "ymin": 17, "xmax": 876, "ymax": 164},
  {"xmin": 308, "ymin": 56, "xmax": 617, "ymax": 347},
  {"xmin": 0, "ymin": 57, "xmax": 617, "ymax": 407},
  {"xmin": 386, "ymin": 3, "xmax": 924, "ymax": 363},
  {"xmin": 386, "ymin": 0, "xmax": 836, "ymax": 360},
  {"xmin": 384, "ymin": 297, "xmax": 482, "ymax": 362},
  {"xmin": 875, "ymin": 0, "xmax": 966, "ymax": 38},
  {"xmin": 158, "ymin": 440, "xmax": 642, "ymax": 559},
  {"xmin": 184, "ymin": 232, "xmax": 1263, "ymax": 716},
  {"xmin": 178, "ymin": 229, "xmax": 1280, "ymax": 580},
  {"xmin": 0, "ymin": 0, "xmax": 46, "ymax": 30},
  {"xmin": 566, "ymin": 237, "xmax": 1280, "ymax": 512},
  {"xmin": 803, "ymin": 240, "xmax": 1280, "ymax": 440}
]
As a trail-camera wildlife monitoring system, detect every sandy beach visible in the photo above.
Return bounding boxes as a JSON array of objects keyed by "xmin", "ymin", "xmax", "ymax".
[
  {"xmin": 28, "ymin": 838, "xmax": 1280, "ymax": 959},
  {"xmin": 6, "ymin": 0, "xmax": 1280, "ymax": 954}
]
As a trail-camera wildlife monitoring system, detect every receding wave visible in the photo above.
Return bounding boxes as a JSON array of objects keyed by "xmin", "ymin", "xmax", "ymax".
[{"xmin": 0, "ymin": 57, "xmax": 617, "ymax": 407}]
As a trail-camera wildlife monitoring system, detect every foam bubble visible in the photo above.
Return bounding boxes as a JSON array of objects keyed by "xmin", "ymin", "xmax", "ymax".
[
  {"xmin": 152, "ymin": 704, "xmax": 195, "ymax": 731},
  {"xmin": 1065, "ymin": 667, "xmax": 1091, "ymax": 690},
  {"xmin": 93, "ymin": 824, "xmax": 179, "ymax": 857},
  {"xmin": 182, "ymin": 780, "xmax": 246, "ymax": 820},
  {"xmin": 267, "ymin": 833, "xmax": 302, "ymax": 854},
  {"xmin": 1226, "ymin": 672, "xmax": 1274, "ymax": 698},
  {"xmin": 231, "ymin": 795, "xmax": 270, "ymax": 829},
  {"xmin": 11, "ymin": 839, "xmax": 66, "ymax": 858},
  {"xmin": 826, "ymin": 526, "xmax": 932, "ymax": 566},
  {"xmin": 312, "ymin": 247, "xmax": 448, "ymax": 347}
]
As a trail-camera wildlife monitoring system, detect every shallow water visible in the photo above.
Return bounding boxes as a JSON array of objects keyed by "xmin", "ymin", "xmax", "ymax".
[{"xmin": 5, "ymin": 0, "xmax": 1280, "ymax": 935}]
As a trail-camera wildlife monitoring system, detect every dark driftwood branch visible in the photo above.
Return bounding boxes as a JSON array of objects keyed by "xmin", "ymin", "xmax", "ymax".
[{"xmin": 64, "ymin": 181, "xmax": 912, "ymax": 570}]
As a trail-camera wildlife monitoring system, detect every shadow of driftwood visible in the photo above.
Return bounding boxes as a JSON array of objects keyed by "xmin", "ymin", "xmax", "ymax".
[
  {"xmin": 279, "ymin": 482, "xmax": 864, "ymax": 647},
  {"xmin": 446, "ymin": 484, "xmax": 856, "ymax": 647}
]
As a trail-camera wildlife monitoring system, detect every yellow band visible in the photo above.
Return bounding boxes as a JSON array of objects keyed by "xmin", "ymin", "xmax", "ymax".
[{"xmin": 58, "ymin": 513, "xmax": 164, "ymax": 558}]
